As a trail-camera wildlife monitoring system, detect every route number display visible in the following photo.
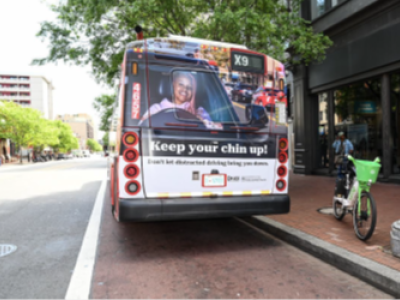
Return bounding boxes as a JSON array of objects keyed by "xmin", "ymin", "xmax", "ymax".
[{"xmin": 231, "ymin": 51, "xmax": 264, "ymax": 74}]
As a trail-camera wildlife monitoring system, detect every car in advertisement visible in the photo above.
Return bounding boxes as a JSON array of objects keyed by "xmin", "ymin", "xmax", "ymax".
[
  {"xmin": 231, "ymin": 83, "xmax": 257, "ymax": 103},
  {"xmin": 253, "ymin": 89, "xmax": 287, "ymax": 112}
]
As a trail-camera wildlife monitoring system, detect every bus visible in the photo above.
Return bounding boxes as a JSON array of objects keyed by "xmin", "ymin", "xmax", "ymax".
[{"xmin": 109, "ymin": 33, "xmax": 290, "ymax": 222}]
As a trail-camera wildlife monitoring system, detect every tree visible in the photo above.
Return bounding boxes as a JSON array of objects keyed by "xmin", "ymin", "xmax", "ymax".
[
  {"xmin": 93, "ymin": 94, "xmax": 115, "ymax": 132},
  {"xmin": 86, "ymin": 138, "xmax": 103, "ymax": 152},
  {"xmin": 49, "ymin": 120, "xmax": 79, "ymax": 154},
  {"xmin": 34, "ymin": 0, "xmax": 332, "ymax": 86},
  {"xmin": 0, "ymin": 101, "xmax": 44, "ymax": 162}
]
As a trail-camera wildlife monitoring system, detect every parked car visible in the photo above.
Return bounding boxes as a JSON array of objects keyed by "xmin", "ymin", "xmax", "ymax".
[
  {"xmin": 72, "ymin": 150, "xmax": 83, "ymax": 158},
  {"xmin": 57, "ymin": 153, "xmax": 66, "ymax": 160},
  {"xmin": 231, "ymin": 83, "xmax": 257, "ymax": 103},
  {"xmin": 65, "ymin": 153, "xmax": 74, "ymax": 159},
  {"xmin": 82, "ymin": 150, "xmax": 90, "ymax": 157}
]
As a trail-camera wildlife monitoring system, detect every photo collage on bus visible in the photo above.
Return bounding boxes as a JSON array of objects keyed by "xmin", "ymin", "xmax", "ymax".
[{"xmin": 135, "ymin": 38, "xmax": 288, "ymax": 134}]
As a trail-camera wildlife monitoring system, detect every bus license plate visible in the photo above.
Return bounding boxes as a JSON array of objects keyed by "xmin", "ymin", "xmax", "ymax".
[{"xmin": 202, "ymin": 174, "xmax": 226, "ymax": 187}]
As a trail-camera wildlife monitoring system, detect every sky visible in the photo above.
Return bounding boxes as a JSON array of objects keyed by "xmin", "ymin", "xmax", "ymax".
[{"xmin": 0, "ymin": 0, "xmax": 114, "ymax": 139}]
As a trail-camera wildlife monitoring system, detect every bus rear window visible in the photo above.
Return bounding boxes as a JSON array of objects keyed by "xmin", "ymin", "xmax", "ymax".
[{"xmin": 139, "ymin": 65, "xmax": 269, "ymax": 129}]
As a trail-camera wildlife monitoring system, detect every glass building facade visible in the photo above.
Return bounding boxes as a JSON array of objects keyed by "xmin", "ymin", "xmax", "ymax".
[{"xmin": 292, "ymin": 0, "xmax": 400, "ymax": 181}]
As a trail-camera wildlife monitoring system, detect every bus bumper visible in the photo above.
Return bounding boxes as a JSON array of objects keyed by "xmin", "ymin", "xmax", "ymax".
[{"xmin": 118, "ymin": 195, "xmax": 290, "ymax": 222}]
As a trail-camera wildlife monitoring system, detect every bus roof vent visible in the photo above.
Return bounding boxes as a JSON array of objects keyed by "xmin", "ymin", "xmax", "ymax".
[{"xmin": 167, "ymin": 34, "xmax": 248, "ymax": 49}]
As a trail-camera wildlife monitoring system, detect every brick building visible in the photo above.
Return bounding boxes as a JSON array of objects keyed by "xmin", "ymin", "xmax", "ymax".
[{"xmin": 56, "ymin": 114, "xmax": 95, "ymax": 150}]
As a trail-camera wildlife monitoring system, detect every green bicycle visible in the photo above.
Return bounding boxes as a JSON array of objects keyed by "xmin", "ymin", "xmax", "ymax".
[{"xmin": 333, "ymin": 155, "xmax": 381, "ymax": 241}]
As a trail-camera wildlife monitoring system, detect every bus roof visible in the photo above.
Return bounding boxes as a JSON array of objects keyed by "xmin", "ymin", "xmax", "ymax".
[{"xmin": 126, "ymin": 35, "xmax": 248, "ymax": 50}]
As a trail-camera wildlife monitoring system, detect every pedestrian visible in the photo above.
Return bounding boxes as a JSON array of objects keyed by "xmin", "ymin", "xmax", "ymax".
[{"xmin": 332, "ymin": 131, "xmax": 354, "ymax": 175}]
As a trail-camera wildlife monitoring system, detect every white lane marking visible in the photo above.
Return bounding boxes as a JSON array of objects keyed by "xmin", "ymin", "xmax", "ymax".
[{"xmin": 65, "ymin": 176, "xmax": 107, "ymax": 300}]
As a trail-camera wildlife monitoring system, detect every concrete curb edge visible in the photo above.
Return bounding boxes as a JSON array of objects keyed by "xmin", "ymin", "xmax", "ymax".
[{"xmin": 243, "ymin": 216, "xmax": 400, "ymax": 298}]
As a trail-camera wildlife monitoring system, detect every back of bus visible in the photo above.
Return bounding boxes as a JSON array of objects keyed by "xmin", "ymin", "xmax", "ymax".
[{"xmin": 111, "ymin": 37, "xmax": 289, "ymax": 221}]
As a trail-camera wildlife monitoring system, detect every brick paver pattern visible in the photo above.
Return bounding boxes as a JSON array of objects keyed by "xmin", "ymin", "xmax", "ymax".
[{"xmin": 269, "ymin": 173, "xmax": 400, "ymax": 271}]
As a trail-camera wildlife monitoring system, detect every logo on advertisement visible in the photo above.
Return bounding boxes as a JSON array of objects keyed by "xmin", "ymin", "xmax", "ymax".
[
  {"xmin": 132, "ymin": 83, "xmax": 141, "ymax": 119},
  {"xmin": 241, "ymin": 176, "xmax": 267, "ymax": 182},
  {"xmin": 227, "ymin": 176, "xmax": 240, "ymax": 182}
]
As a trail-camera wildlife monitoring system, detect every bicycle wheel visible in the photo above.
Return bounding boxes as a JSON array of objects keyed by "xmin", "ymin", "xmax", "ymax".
[
  {"xmin": 333, "ymin": 199, "xmax": 346, "ymax": 220},
  {"xmin": 353, "ymin": 192, "xmax": 377, "ymax": 241}
]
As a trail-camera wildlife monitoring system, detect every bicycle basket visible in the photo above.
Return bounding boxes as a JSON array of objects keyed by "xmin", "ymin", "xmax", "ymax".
[{"xmin": 353, "ymin": 159, "xmax": 381, "ymax": 183}]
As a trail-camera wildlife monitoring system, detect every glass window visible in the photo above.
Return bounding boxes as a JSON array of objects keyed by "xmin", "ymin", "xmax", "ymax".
[
  {"xmin": 318, "ymin": 93, "xmax": 329, "ymax": 168},
  {"xmin": 141, "ymin": 65, "xmax": 271, "ymax": 130},
  {"xmin": 312, "ymin": 0, "xmax": 326, "ymax": 19},
  {"xmin": 390, "ymin": 73, "xmax": 400, "ymax": 174},
  {"xmin": 334, "ymin": 78, "xmax": 382, "ymax": 162}
]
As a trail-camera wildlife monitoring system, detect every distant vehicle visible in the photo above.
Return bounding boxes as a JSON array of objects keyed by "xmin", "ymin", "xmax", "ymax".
[
  {"xmin": 57, "ymin": 153, "xmax": 66, "ymax": 160},
  {"xmin": 82, "ymin": 150, "xmax": 90, "ymax": 157},
  {"xmin": 231, "ymin": 83, "xmax": 257, "ymax": 103},
  {"xmin": 72, "ymin": 150, "xmax": 83, "ymax": 158},
  {"xmin": 65, "ymin": 153, "xmax": 74, "ymax": 159}
]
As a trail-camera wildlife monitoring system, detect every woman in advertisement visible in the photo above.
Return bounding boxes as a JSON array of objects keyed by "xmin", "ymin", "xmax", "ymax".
[{"xmin": 141, "ymin": 71, "xmax": 213, "ymax": 124}]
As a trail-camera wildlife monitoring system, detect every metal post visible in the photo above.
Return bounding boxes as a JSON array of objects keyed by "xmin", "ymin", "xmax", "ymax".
[
  {"xmin": 327, "ymin": 91, "xmax": 335, "ymax": 174},
  {"xmin": 381, "ymin": 74, "xmax": 391, "ymax": 179}
]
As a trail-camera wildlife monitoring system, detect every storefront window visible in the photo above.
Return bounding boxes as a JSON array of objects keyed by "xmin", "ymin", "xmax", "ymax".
[
  {"xmin": 334, "ymin": 78, "xmax": 382, "ymax": 162},
  {"xmin": 390, "ymin": 73, "xmax": 400, "ymax": 174},
  {"xmin": 318, "ymin": 93, "xmax": 329, "ymax": 168}
]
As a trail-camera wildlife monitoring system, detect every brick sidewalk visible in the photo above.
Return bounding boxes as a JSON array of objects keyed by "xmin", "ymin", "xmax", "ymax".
[{"xmin": 269, "ymin": 172, "xmax": 400, "ymax": 272}]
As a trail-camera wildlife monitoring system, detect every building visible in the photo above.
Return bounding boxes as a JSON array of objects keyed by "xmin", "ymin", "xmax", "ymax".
[
  {"xmin": 292, "ymin": 0, "xmax": 400, "ymax": 180},
  {"xmin": 0, "ymin": 74, "xmax": 54, "ymax": 119},
  {"xmin": 56, "ymin": 114, "xmax": 94, "ymax": 150}
]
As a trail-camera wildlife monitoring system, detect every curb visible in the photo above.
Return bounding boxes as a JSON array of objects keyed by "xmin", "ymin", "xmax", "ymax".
[{"xmin": 242, "ymin": 216, "xmax": 400, "ymax": 298}]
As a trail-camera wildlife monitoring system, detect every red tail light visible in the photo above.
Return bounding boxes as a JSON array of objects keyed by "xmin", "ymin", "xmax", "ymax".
[
  {"xmin": 124, "ymin": 164, "xmax": 140, "ymax": 179},
  {"xmin": 279, "ymin": 138, "xmax": 288, "ymax": 151},
  {"xmin": 125, "ymin": 180, "xmax": 141, "ymax": 195},
  {"xmin": 279, "ymin": 152, "xmax": 288, "ymax": 164},
  {"xmin": 276, "ymin": 179, "xmax": 286, "ymax": 191},
  {"xmin": 277, "ymin": 166, "xmax": 287, "ymax": 177},
  {"xmin": 123, "ymin": 149, "xmax": 139, "ymax": 163}
]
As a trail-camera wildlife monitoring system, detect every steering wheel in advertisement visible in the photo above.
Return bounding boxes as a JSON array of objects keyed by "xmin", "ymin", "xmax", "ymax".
[{"xmin": 141, "ymin": 108, "xmax": 206, "ymax": 128}]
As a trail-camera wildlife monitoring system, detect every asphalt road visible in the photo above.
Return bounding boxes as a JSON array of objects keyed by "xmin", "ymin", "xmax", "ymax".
[
  {"xmin": 92, "ymin": 181, "xmax": 392, "ymax": 299},
  {"xmin": 0, "ymin": 157, "xmax": 106, "ymax": 298},
  {"xmin": 0, "ymin": 156, "xmax": 393, "ymax": 299}
]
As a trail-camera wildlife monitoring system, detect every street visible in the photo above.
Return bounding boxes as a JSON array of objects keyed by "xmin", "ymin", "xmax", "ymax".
[
  {"xmin": 0, "ymin": 158, "xmax": 392, "ymax": 299},
  {"xmin": 0, "ymin": 157, "xmax": 105, "ymax": 298}
]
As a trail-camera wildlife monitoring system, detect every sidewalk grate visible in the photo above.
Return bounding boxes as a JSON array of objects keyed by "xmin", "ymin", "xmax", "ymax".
[{"xmin": 0, "ymin": 244, "xmax": 17, "ymax": 258}]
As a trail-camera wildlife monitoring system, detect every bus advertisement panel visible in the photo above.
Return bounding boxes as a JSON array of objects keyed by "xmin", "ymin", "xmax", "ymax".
[{"xmin": 109, "ymin": 36, "xmax": 289, "ymax": 222}]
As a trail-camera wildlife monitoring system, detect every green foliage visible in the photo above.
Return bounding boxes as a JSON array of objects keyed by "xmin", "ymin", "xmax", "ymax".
[
  {"xmin": 0, "ymin": 101, "xmax": 79, "ymax": 156},
  {"xmin": 102, "ymin": 131, "xmax": 109, "ymax": 147},
  {"xmin": 34, "ymin": 0, "xmax": 332, "ymax": 86},
  {"xmin": 86, "ymin": 138, "xmax": 103, "ymax": 151},
  {"xmin": 93, "ymin": 94, "xmax": 115, "ymax": 132},
  {"xmin": 49, "ymin": 120, "xmax": 80, "ymax": 153},
  {"xmin": 0, "ymin": 101, "xmax": 46, "ymax": 148}
]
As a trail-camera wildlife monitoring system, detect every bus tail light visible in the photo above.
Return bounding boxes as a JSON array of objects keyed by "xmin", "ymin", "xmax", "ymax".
[
  {"xmin": 279, "ymin": 138, "xmax": 288, "ymax": 151},
  {"xmin": 279, "ymin": 152, "xmax": 288, "ymax": 164},
  {"xmin": 123, "ymin": 132, "xmax": 138, "ymax": 147},
  {"xmin": 277, "ymin": 166, "xmax": 287, "ymax": 177},
  {"xmin": 124, "ymin": 164, "xmax": 140, "ymax": 179},
  {"xmin": 123, "ymin": 149, "xmax": 139, "ymax": 163},
  {"xmin": 125, "ymin": 180, "xmax": 141, "ymax": 195},
  {"xmin": 276, "ymin": 179, "xmax": 286, "ymax": 191}
]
